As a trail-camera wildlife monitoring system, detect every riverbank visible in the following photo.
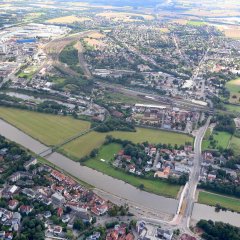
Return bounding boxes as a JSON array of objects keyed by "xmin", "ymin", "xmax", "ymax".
[{"xmin": 198, "ymin": 190, "xmax": 240, "ymax": 213}]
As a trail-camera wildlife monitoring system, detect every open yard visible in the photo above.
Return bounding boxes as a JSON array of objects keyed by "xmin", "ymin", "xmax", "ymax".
[
  {"xmin": 83, "ymin": 143, "xmax": 180, "ymax": 198},
  {"xmin": 0, "ymin": 107, "xmax": 90, "ymax": 146},
  {"xmin": 226, "ymin": 78, "xmax": 240, "ymax": 104},
  {"xmin": 198, "ymin": 191, "xmax": 240, "ymax": 213},
  {"xmin": 60, "ymin": 127, "xmax": 193, "ymax": 160}
]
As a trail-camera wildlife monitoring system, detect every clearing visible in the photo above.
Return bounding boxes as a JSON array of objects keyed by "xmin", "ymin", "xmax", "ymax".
[
  {"xmin": 0, "ymin": 107, "xmax": 90, "ymax": 146},
  {"xmin": 198, "ymin": 191, "xmax": 240, "ymax": 213},
  {"xmin": 83, "ymin": 143, "xmax": 180, "ymax": 198}
]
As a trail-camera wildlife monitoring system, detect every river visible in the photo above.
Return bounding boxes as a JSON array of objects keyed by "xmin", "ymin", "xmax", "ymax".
[
  {"xmin": 0, "ymin": 119, "xmax": 178, "ymax": 215},
  {"xmin": 192, "ymin": 203, "xmax": 240, "ymax": 227},
  {"xmin": 6, "ymin": 92, "xmax": 75, "ymax": 109}
]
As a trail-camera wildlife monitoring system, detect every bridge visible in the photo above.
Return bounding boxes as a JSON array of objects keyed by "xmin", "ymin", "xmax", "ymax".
[{"xmin": 38, "ymin": 126, "xmax": 98, "ymax": 158}]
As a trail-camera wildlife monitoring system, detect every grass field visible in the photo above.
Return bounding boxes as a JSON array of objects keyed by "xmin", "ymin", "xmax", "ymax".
[
  {"xmin": 61, "ymin": 127, "xmax": 193, "ymax": 159},
  {"xmin": 84, "ymin": 143, "xmax": 180, "ymax": 198},
  {"xmin": 226, "ymin": 78, "xmax": 240, "ymax": 104},
  {"xmin": 187, "ymin": 20, "xmax": 206, "ymax": 26},
  {"xmin": 202, "ymin": 131, "xmax": 231, "ymax": 150},
  {"xmin": 0, "ymin": 107, "xmax": 90, "ymax": 146},
  {"xmin": 229, "ymin": 136, "xmax": 240, "ymax": 155},
  {"xmin": 198, "ymin": 191, "xmax": 240, "ymax": 213},
  {"xmin": 104, "ymin": 92, "xmax": 156, "ymax": 104},
  {"xmin": 224, "ymin": 103, "xmax": 240, "ymax": 113}
]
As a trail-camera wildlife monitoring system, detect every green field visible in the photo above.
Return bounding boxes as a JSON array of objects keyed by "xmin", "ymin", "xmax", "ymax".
[
  {"xmin": 60, "ymin": 127, "xmax": 193, "ymax": 159},
  {"xmin": 187, "ymin": 20, "xmax": 206, "ymax": 26},
  {"xmin": 83, "ymin": 143, "xmax": 180, "ymax": 198},
  {"xmin": 224, "ymin": 103, "xmax": 240, "ymax": 113},
  {"xmin": 198, "ymin": 191, "xmax": 240, "ymax": 213},
  {"xmin": 229, "ymin": 135, "xmax": 240, "ymax": 155},
  {"xmin": 0, "ymin": 107, "xmax": 91, "ymax": 146},
  {"xmin": 202, "ymin": 131, "xmax": 231, "ymax": 150},
  {"xmin": 104, "ymin": 92, "xmax": 156, "ymax": 104},
  {"xmin": 226, "ymin": 78, "xmax": 240, "ymax": 104}
]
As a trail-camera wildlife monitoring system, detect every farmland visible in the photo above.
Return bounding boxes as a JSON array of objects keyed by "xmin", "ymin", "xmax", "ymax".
[
  {"xmin": 46, "ymin": 15, "xmax": 91, "ymax": 24},
  {"xmin": 0, "ymin": 107, "xmax": 90, "ymax": 146},
  {"xmin": 83, "ymin": 143, "xmax": 180, "ymax": 198},
  {"xmin": 198, "ymin": 191, "xmax": 240, "ymax": 213},
  {"xmin": 96, "ymin": 11, "xmax": 154, "ymax": 22},
  {"xmin": 60, "ymin": 127, "xmax": 193, "ymax": 159}
]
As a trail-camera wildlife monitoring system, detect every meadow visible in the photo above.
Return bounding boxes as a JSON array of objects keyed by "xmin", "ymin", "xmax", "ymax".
[
  {"xmin": 61, "ymin": 127, "xmax": 193, "ymax": 159},
  {"xmin": 0, "ymin": 107, "xmax": 90, "ymax": 146}
]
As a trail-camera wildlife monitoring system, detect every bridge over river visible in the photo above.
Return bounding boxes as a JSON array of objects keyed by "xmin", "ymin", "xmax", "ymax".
[{"xmin": 0, "ymin": 119, "xmax": 178, "ymax": 218}]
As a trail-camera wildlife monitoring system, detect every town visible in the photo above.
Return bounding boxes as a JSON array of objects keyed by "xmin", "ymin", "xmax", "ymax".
[{"xmin": 0, "ymin": 0, "xmax": 240, "ymax": 240}]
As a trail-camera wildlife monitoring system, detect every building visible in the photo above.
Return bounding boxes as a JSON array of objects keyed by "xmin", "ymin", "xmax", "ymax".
[
  {"xmin": 24, "ymin": 157, "xmax": 37, "ymax": 170},
  {"xmin": 51, "ymin": 192, "xmax": 66, "ymax": 206}
]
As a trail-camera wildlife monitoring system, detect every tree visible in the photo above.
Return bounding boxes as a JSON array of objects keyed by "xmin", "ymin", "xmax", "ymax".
[{"xmin": 73, "ymin": 219, "xmax": 84, "ymax": 231}]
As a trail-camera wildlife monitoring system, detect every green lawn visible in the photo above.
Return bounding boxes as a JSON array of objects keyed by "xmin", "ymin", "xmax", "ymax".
[
  {"xmin": 0, "ymin": 107, "xmax": 91, "ymax": 146},
  {"xmin": 202, "ymin": 131, "xmax": 232, "ymax": 151},
  {"xmin": 84, "ymin": 143, "xmax": 180, "ymax": 198},
  {"xmin": 61, "ymin": 127, "xmax": 193, "ymax": 159},
  {"xmin": 198, "ymin": 191, "xmax": 240, "ymax": 213},
  {"xmin": 226, "ymin": 78, "xmax": 240, "ymax": 104}
]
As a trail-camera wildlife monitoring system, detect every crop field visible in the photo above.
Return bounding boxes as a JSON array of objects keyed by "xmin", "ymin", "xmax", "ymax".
[
  {"xmin": 46, "ymin": 15, "xmax": 91, "ymax": 24},
  {"xmin": 84, "ymin": 143, "xmax": 180, "ymax": 198},
  {"xmin": 0, "ymin": 107, "xmax": 90, "ymax": 146},
  {"xmin": 226, "ymin": 78, "xmax": 240, "ymax": 103},
  {"xmin": 198, "ymin": 191, "xmax": 240, "ymax": 212},
  {"xmin": 61, "ymin": 127, "xmax": 193, "ymax": 159}
]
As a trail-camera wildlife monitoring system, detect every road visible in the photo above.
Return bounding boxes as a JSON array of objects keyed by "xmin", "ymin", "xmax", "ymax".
[{"xmin": 180, "ymin": 117, "xmax": 211, "ymax": 232}]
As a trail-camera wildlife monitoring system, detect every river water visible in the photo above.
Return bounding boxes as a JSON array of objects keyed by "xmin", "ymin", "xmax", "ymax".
[
  {"xmin": 192, "ymin": 203, "xmax": 240, "ymax": 227},
  {"xmin": 0, "ymin": 119, "xmax": 178, "ymax": 215},
  {"xmin": 1, "ymin": 119, "xmax": 239, "ymax": 225},
  {"xmin": 6, "ymin": 92, "xmax": 75, "ymax": 109}
]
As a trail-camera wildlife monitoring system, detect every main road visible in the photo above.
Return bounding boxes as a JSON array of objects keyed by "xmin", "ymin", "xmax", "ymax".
[{"xmin": 180, "ymin": 117, "xmax": 211, "ymax": 231}]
